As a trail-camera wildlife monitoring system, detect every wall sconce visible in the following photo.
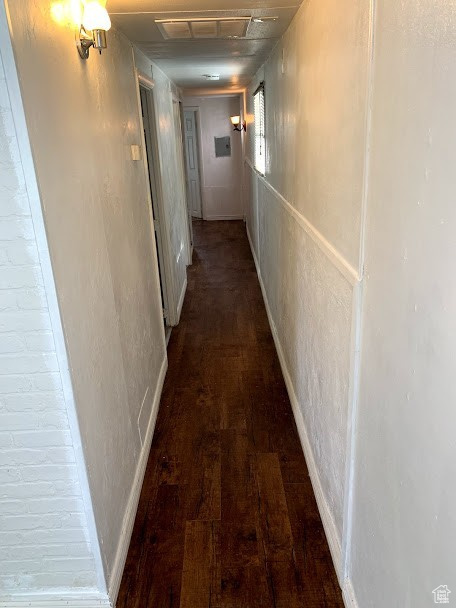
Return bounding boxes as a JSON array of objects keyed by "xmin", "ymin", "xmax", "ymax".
[
  {"xmin": 77, "ymin": 1, "xmax": 111, "ymax": 59},
  {"xmin": 230, "ymin": 115, "xmax": 246, "ymax": 132}
]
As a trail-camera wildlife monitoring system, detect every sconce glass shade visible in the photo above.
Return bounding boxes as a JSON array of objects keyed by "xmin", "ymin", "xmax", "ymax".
[
  {"xmin": 230, "ymin": 115, "xmax": 241, "ymax": 126},
  {"xmin": 82, "ymin": 2, "xmax": 111, "ymax": 31}
]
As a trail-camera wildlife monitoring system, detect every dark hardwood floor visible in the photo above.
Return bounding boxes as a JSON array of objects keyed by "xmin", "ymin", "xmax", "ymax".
[{"xmin": 117, "ymin": 220, "xmax": 344, "ymax": 608}]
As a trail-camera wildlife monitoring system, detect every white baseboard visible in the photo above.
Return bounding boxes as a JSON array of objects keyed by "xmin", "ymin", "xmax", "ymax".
[
  {"xmin": 203, "ymin": 214, "xmax": 244, "ymax": 221},
  {"xmin": 0, "ymin": 593, "xmax": 111, "ymax": 607},
  {"xmin": 246, "ymin": 225, "xmax": 343, "ymax": 582},
  {"xmin": 177, "ymin": 276, "xmax": 187, "ymax": 323},
  {"xmin": 342, "ymin": 578, "xmax": 359, "ymax": 608},
  {"xmin": 107, "ymin": 355, "xmax": 168, "ymax": 605}
]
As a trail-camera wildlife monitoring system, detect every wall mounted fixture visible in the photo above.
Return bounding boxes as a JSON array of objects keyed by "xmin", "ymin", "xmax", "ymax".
[
  {"xmin": 77, "ymin": 1, "xmax": 111, "ymax": 60},
  {"xmin": 230, "ymin": 115, "xmax": 246, "ymax": 132}
]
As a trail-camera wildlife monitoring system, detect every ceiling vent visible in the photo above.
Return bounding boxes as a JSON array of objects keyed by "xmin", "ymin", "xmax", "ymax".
[
  {"xmin": 219, "ymin": 20, "xmax": 249, "ymax": 38},
  {"xmin": 156, "ymin": 17, "xmax": 251, "ymax": 40}
]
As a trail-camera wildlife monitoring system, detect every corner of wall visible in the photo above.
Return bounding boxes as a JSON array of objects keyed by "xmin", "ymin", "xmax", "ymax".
[{"xmin": 340, "ymin": 0, "xmax": 377, "ymax": 589}]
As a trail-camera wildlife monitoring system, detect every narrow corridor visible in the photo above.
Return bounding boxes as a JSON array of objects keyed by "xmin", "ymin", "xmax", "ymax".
[{"xmin": 117, "ymin": 221, "xmax": 344, "ymax": 607}]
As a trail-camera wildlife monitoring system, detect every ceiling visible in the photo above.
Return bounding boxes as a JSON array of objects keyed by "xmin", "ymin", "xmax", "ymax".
[{"xmin": 107, "ymin": 0, "xmax": 303, "ymax": 92}]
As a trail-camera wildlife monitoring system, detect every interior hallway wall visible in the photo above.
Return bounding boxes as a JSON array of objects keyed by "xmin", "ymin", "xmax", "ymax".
[
  {"xmin": 2, "ymin": 1, "xmax": 188, "ymax": 602},
  {"xmin": 183, "ymin": 95, "xmax": 243, "ymax": 220},
  {"xmin": 0, "ymin": 11, "xmax": 101, "ymax": 600},
  {"xmin": 244, "ymin": 0, "xmax": 371, "ymax": 576},
  {"xmin": 350, "ymin": 1, "xmax": 456, "ymax": 606}
]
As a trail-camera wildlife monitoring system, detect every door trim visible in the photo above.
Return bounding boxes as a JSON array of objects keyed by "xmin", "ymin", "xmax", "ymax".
[
  {"xmin": 183, "ymin": 106, "xmax": 205, "ymax": 220},
  {"xmin": 179, "ymin": 104, "xmax": 194, "ymax": 260},
  {"xmin": 172, "ymin": 96, "xmax": 193, "ymax": 266},
  {"xmin": 135, "ymin": 68, "xmax": 179, "ymax": 326}
]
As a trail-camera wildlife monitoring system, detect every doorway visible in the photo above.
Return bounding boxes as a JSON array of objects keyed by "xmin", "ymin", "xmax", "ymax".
[
  {"xmin": 173, "ymin": 99, "xmax": 193, "ymax": 264},
  {"xmin": 139, "ymin": 84, "xmax": 170, "ymax": 335},
  {"xmin": 183, "ymin": 109, "xmax": 203, "ymax": 219}
]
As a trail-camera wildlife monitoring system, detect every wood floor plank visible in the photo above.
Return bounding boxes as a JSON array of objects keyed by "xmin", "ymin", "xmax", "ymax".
[
  {"xmin": 144, "ymin": 554, "xmax": 183, "ymax": 608},
  {"xmin": 117, "ymin": 220, "xmax": 344, "ymax": 608},
  {"xmin": 267, "ymin": 560, "xmax": 307, "ymax": 608},
  {"xmin": 255, "ymin": 452, "xmax": 295, "ymax": 562},
  {"xmin": 180, "ymin": 520, "xmax": 220, "ymax": 608},
  {"xmin": 221, "ymin": 565, "xmax": 272, "ymax": 607},
  {"xmin": 117, "ymin": 485, "xmax": 185, "ymax": 608},
  {"xmin": 220, "ymin": 429, "xmax": 262, "ymax": 567},
  {"xmin": 186, "ymin": 449, "xmax": 221, "ymax": 521}
]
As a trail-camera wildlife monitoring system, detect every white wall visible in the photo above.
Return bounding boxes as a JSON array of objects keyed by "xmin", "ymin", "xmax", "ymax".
[
  {"xmin": 349, "ymin": 1, "xmax": 456, "ymax": 606},
  {"xmin": 1, "ymin": 1, "xmax": 188, "ymax": 603},
  {"xmin": 246, "ymin": 1, "xmax": 456, "ymax": 606},
  {"xmin": 183, "ymin": 95, "xmax": 243, "ymax": 220},
  {"xmin": 0, "ymin": 7, "xmax": 102, "ymax": 602},
  {"xmin": 244, "ymin": 0, "xmax": 371, "ymax": 576}
]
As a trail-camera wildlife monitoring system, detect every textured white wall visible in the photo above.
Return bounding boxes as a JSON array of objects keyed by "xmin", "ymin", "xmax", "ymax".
[
  {"xmin": 183, "ymin": 95, "xmax": 243, "ymax": 220},
  {"xmin": 0, "ymin": 18, "xmax": 100, "ymax": 600},
  {"xmin": 350, "ymin": 1, "xmax": 456, "ymax": 606},
  {"xmin": 244, "ymin": 0, "xmax": 371, "ymax": 573},
  {"xmin": 247, "ymin": 1, "xmax": 456, "ymax": 605},
  {"xmin": 255, "ymin": 0, "xmax": 370, "ymax": 269},
  {"xmin": 3, "ymin": 1, "xmax": 183, "ymax": 599}
]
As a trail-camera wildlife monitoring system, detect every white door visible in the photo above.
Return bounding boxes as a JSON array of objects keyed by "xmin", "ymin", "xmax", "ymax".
[
  {"xmin": 140, "ymin": 85, "xmax": 169, "ymax": 327},
  {"xmin": 173, "ymin": 100, "xmax": 193, "ymax": 263},
  {"xmin": 184, "ymin": 110, "xmax": 203, "ymax": 219}
]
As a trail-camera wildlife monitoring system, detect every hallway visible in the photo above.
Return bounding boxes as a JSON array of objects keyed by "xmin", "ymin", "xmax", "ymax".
[{"xmin": 117, "ymin": 221, "xmax": 344, "ymax": 607}]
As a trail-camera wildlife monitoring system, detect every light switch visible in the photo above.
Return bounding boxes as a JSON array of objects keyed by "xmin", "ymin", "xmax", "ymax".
[{"xmin": 131, "ymin": 144, "xmax": 142, "ymax": 161}]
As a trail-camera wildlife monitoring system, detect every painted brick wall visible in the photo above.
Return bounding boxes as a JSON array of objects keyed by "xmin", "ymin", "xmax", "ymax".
[{"xmin": 0, "ymin": 49, "xmax": 98, "ymax": 596}]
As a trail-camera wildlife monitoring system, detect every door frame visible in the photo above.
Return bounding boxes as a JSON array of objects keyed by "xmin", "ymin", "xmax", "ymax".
[
  {"xmin": 135, "ymin": 69, "xmax": 178, "ymax": 327},
  {"xmin": 183, "ymin": 106, "xmax": 205, "ymax": 220},
  {"xmin": 179, "ymin": 103, "xmax": 194, "ymax": 258},
  {"xmin": 172, "ymin": 95, "xmax": 193, "ymax": 266}
]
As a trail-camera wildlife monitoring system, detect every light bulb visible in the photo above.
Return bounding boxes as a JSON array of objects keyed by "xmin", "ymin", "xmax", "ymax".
[
  {"xmin": 82, "ymin": 1, "xmax": 111, "ymax": 31},
  {"xmin": 230, "ymin": 115, "xmax": 241, "ymax": 126}
]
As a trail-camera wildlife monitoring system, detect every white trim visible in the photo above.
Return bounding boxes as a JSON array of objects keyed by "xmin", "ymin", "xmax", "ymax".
[
  {"xmin": 342, "ymin": 578, "xmax": 359, "ymax": 608},
  {"xmin": 244, "ymin": 158, "xmax": 360, "ymax": 286},
  {"xmin": 179, "ymin": 106, "xmax": 195, "ymax": 255},
  {"xmin": 341, "ymin": 280, "xmax": 363, "ymax": 581},
  {"xmin": 176, "ymin": 276, "xmax": 187, "ymax": 322},
  {"xmin": 134, "ymin": 68, "xmax": 171, "ymax": 338},
  {"xmin": 133, "ymin": 59, "xmax": 180, "ymax": 327},
  {"xmin": 0, "ymin": 3, "xmax": 107, "ymax": 593},
  {"xmin": 246, "ymin": 225, "xmax": 343, "ymax": 581},
  {"xmin": 204, "ymin": 214, "xmax": 244, "ymax": 221},
  {"xmin": 183, "ymin": 105, "xmax": 206, "ymax": 221},
  {"xmin": 171, "ymin": 98, "xmax": 193, "ymax": 268},
  {"xmin": 137, "ymin": 70, "xmax": 155, "ymax": 90},
  {"xmin": 108, "ymin": 356, "xmax": 168, "ymax": 605},
  {"xmin": 0, "ymin": 595, "xmax": 111, "ymax": 608}
]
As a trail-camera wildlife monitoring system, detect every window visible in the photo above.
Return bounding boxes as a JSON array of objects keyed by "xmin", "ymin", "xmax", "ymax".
[{"xmin": 253, "ymin": 82, "xmax": 265, "ymax": 174}]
